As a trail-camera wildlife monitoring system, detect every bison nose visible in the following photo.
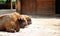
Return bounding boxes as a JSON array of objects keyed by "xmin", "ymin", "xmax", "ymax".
[{"xmin": 28, "ymin": 22, "xmax": 32, "ymax": 25}]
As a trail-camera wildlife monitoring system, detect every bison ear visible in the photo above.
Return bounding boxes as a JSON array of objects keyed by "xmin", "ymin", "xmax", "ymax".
[
  {"xmin": 17, "ymin": 19, "xmax": 21, "ymax": 22},
  {"xmin": 17, "ymin": 18, "xmax": 21, "ymax": 23},
  {"xmin": 18, "ymin": 18, "xmax": 23, "ymax": 21},
  {"xmin": 17, "ymin": 18, "xmax": 24, "ymax": 23}
]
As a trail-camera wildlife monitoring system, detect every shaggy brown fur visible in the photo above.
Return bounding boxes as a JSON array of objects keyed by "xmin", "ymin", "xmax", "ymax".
[
  {"xmin": 0, "ymin": 12, "xmax": 27, "ymax": 32},
  {"xmin": 0, "ymin": 12, "xmax": 32, "ymax": 32}
]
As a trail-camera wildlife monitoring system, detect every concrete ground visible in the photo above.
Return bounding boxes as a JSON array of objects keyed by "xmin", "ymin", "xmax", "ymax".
[{"xmin": 0, "ymin": 10, "xmax": 60, "ymax": 36}]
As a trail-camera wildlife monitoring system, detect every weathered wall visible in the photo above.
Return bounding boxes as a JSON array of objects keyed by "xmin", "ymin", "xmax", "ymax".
[{"xmin": 16, "ymin": 0, "xmax": 55, "ymax": 15}]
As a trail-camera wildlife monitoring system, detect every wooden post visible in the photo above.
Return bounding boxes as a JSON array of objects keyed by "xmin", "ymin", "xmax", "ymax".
[{"xmin": 16, "ymin": 0, "xmax": 21, "ymax": 14}]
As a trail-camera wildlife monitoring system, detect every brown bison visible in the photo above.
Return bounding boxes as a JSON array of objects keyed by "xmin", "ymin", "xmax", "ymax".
[
  {"xmin": 0, "ymin": 12, "xmax": 32, "ymax": 33},
  {"xmin": 0, "ymin": 12, "xmax": 27, "ymax": 32}
]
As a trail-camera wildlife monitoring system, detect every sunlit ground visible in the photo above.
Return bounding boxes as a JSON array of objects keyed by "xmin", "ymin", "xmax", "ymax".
[
  {"xmin": 0, "ymin": 16, "xmax": 60, "ymax": 36},
  {"xmin": 0, "ymin": 10, "xmax": 60, "ymax": 36}
]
